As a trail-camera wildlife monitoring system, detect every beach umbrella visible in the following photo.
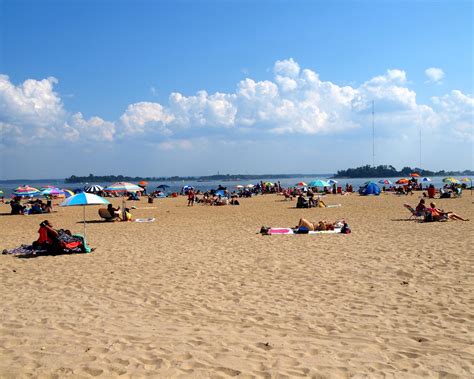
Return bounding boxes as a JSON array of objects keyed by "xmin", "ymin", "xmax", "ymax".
[
  {"xmin": 378, "ymin": 179, "xmax": 392, "ymax": 185},
  {"xmin": 105, "ymin": 182, "xmax": 143, "ymax": 217},
  {"xmin": 442, "ymin": 177, "xmax": 459, "ymax": 184},
  {"xmin": 105, "ymin": 182, "xmax": 142, "ymax": 193},
  {"xmin": 40, "ymin": 187, "xmax": 66, "ymax": 197},
  {"xmin": 62, "ymin": 189, "xmax": 75, "ymax": 198},
  {"xmin": 84, "ymin": 185, "xmax": 104, "ymax": 193},
  {"xmin": 235, "ymin": 185, "xmax": 244, "ymax": 189},
  {"xmin": 156, "ymin": 184, "xmax": 170, "ymax": 190},
  {"xmin": 409, "ymin": 172, "xmax": 420, "ymax": 177},
  {"xmin": 396, "ymin": 178, "xmax": 409, "ymax": 185},
  {"xmin": 138, "ymin": 181, "xmax": 148, "ymax": 186},
  {"xmin": 461, "ymin": 177, "xmax": 473, "ymax": 195},
  {"xmin": 421, "ymin": 177, "xmax": 431, "ymax": 182},
  {"xmin": 264, "ymin": 182, "xmax": 274, "ymax": 186},
  {"xmin": 296, "ymin": 181, "xmax": 307, "ymax": 187},
  {"xmin": 60, "ymin": 193, "xmax": 110, "ymax": 239},
  {"xmin": 327, "ymin": 179, "xmax": 338, "ymax": 185},
  {"xmin": 12, "ymin": 186, "xmax": 41, "ymax": 197},
  {"xmin": 308, "ymin": 180, "xmax": 330, "ymax": 187},
  {"xmin": 245, "ymin": 184, "xmax": 254, "ymax": 188}
]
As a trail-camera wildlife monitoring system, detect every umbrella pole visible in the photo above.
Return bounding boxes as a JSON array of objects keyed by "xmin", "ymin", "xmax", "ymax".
[
  {"xmin": 83, "ymin": 205, "xmax": 86, "ymax": 240},
  {"xmin": 122, "ymin": 196, "xmax": 125, "ymax": 221}
]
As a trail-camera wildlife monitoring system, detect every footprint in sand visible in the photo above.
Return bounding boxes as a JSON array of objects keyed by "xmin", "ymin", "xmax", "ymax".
[{"xmin": 256, "ymin": 342, "xmax": 273, "ymax": 351}]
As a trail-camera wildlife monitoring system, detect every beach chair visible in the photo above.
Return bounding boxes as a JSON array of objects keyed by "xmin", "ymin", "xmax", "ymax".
[
  {"xmin": 404, "ymin": 204, "xmax": 424, "ymax": 220},
  {"xmin": 98, "ymin": 208, "xmax": 115, "ymax": 221}
]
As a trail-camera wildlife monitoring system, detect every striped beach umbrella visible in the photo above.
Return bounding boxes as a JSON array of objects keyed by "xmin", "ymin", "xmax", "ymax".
[
  {"xmin": 84, "ymin": 185, "xmax": 104, "ymax": 193},
  {"xmin": 60, "ymin": 193, "xmax": 110, "ymax": 239},
  {"xmin": 442, "ymin": 177, "xmax": 459, "ymax": 184},
  {"xmin": 378, "ymin": 179, "xmax": 392, "ymax": 185},
  {"xmin": 104, "ymin": 182, "xmax": 142, "ymax": 192},
  {"xmin": 296, "ymin": 181, "xmax": 307, "ymax": 187},
  {"xmin": 13, "ymin": 186, "xmax": 41, "ymax": 197},
  {"xmin": 40, "ymin": 187, "xmax": 65, "ymax": 197},
  {"xmin": 62, "ymin": 189, "xmax": 75, "ymax": 198}
]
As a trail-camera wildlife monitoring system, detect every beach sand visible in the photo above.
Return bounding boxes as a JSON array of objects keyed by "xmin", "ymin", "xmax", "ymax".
[{"xmin": 0, "ymin": 193, "xmax": 473, "ymax": 378}]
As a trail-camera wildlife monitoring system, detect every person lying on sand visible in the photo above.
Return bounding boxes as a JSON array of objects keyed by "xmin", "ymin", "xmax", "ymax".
[
  {"xmin": 296, "ymin": 218, "xmax": 343, "ymax": 231},
  {"xmin": 426, "ymin": 202, "xmax": 469, "ymax": 222}
]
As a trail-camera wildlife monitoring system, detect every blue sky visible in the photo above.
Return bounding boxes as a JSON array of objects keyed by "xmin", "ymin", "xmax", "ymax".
[{"xmin": 1, "ymin": 0, "xmax": 473, "ymax": 179}]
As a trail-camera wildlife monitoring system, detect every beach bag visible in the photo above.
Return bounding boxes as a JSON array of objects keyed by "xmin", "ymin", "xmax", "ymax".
[
  {"xmin": 341, "ymin": 223, "xmax": 351, "ymax": 234},
  {"xmin": 260, "ymin": 226, "xmax": 271, "ymax": 235}
]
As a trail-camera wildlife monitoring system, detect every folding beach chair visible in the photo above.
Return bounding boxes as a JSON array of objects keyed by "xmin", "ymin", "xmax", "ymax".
[{"xmin": 404, "ymin": 204, "xmax": 424, "ymax": 220}]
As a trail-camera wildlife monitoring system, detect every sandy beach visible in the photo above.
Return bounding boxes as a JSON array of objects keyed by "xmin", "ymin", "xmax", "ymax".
[{"xmin": 0, "ymin": 193, "xmax": 472, "ymax": 378}]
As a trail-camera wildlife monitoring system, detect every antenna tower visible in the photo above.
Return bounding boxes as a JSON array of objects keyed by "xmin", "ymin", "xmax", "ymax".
[{"xmin": 372, "ymin": 100, "xmax": 375, "ymax": 167}]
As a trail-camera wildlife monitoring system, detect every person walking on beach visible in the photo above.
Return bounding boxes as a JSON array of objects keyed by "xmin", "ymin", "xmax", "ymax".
[{"xmin": 187, "ymin": 189, "xmax": 195, "ymax": 206}]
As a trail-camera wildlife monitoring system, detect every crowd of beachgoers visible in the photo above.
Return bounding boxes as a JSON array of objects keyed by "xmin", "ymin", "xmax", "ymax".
[{"xmin": 1, "ymin": 174, "xmax": 470, "ymax": 257}]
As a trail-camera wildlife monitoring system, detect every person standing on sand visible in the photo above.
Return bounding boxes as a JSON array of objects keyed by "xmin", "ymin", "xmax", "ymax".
[{"xmin": 187, "ymin": 189, "xmax": 195, "ymax": 206}]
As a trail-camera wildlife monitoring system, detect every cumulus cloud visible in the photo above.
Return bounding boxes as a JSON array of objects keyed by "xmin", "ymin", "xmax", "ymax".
[
  {"xmin": 431, "ymin": 90, "xmax": 474, "ymax": 140},
  {"xmin": 0, "ymin": 75, "xmax": 116, "ymax": 145},
  {"xmin": 425, "ymin": 67, "xmax": 445, "ymax": 84},
  {"xmin": 120, "ymin": 102, "xmax": 173, "ymax": 136},
  {"xmin": 0, "ymin": 60, "xmax": 472, "ymax": 148}
]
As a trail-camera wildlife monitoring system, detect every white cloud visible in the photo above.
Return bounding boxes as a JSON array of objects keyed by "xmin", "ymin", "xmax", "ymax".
[
  {"xmin": 431, "ymin": 90, "xmax": 474, "ymax": 140},
  {"xmin": 274, "ymin": 58, "xmax": 300, "ymax": 78},
  {"xmin": 65, "ymin": 113, "xmax": 116, "ymax": 141},
  {"xmin": 425, "ymin": 67, "xmax": 445, "ymax": 84},
  {"xmin": 0, "ymin": 75, "xmax": 116, "ymax": 145},
  {"xmin": 120, "ymin": 102, "xmax": 173, "ymax": 136},
  {"xmin": 0, "ymin": 60, "xmax": 472, "ymax": 149}
]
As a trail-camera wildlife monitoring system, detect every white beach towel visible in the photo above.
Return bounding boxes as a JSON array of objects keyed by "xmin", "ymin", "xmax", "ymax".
[{"xmin": 134, "ymin": 218, "xmax": 156, "ymax": 223}]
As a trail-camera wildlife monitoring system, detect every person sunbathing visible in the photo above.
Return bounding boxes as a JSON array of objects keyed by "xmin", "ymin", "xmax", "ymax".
[
  {"xmin": 296, "ymin": 218, "xmax": 340, "ymax": 231},
  {"xmin": 315, "ymin": 197, "xmax": 327, "ymax": 208},
  {"xmin": 427, "ymin": 202, "xmax": 469, "ymax": 222}
]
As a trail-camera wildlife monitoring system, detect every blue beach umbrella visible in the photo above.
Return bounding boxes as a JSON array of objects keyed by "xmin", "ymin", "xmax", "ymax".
[
  {"xmin": 308, "ymin": 180, "xmax": 330, "ymax": 187},
  {"xmin": 327, "ymin": 179, "xmax": 338, "ymax": 185},
  {"xmin": 421, "ymin": 177, "xmax": 431, "ymax": 182},
  {"xmin": 60, "ymin": 193, "xmax": 110, "ymax": 239}
]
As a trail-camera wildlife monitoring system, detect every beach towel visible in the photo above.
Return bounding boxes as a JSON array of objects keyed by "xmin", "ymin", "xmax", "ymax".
[
  {"xmin": 134, "ymin": 218, "xmax": 156, "ymax": 223},
  {"xmin": 266, "ymin": 228, "xmax": 342, "ymax": 235},
  {"xmin": 326, "ymin": 204, "xmax": 342, "ymax": 208}
]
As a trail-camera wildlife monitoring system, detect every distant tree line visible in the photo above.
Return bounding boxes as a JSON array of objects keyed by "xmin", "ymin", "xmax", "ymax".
[
  {"xmin": 333, "ymin": 165, "xmax": 474, "ymax": 178},
  {"xmin": 64, "ymin": 173, "xmax": 331, "ymax": 183}
]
